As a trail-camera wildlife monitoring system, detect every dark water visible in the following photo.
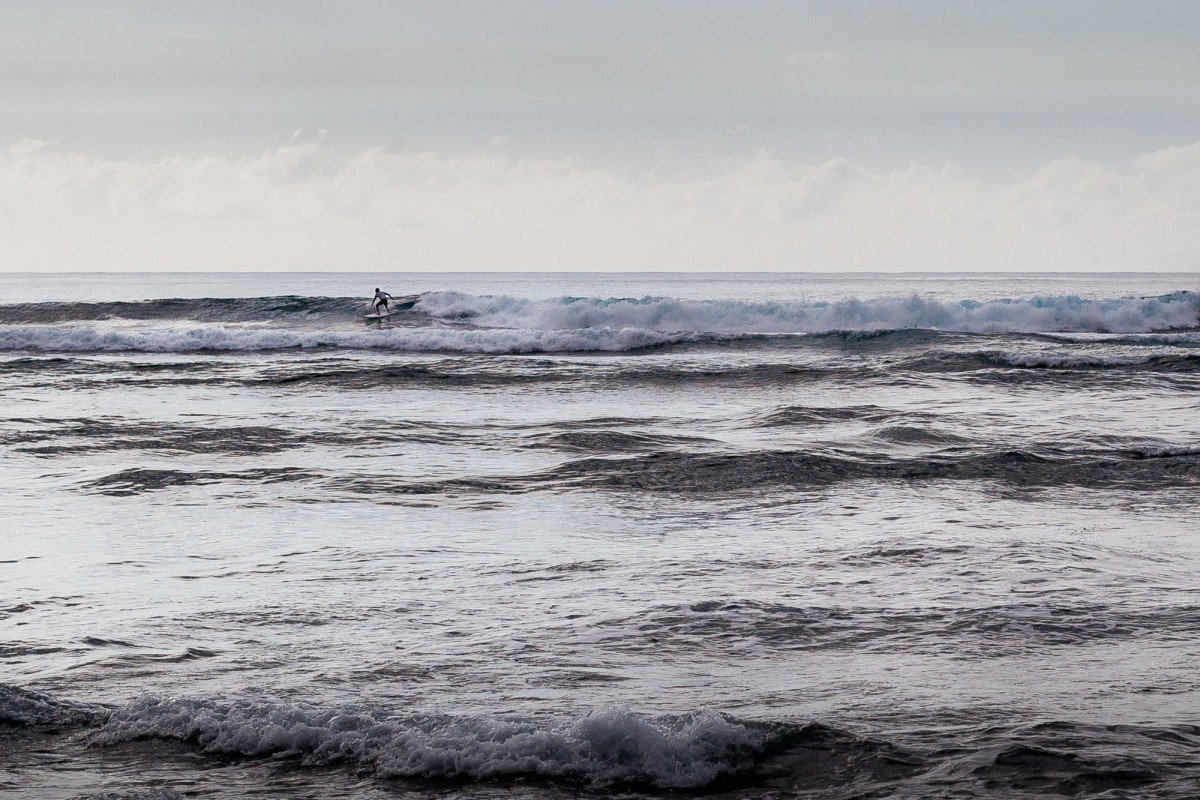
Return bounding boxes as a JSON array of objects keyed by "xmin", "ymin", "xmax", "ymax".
[{"xmin": 2, "ymin": 273, "xmax": 1199, "ymax": 799}]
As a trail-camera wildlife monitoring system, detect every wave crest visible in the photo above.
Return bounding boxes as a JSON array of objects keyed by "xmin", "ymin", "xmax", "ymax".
[
  {"xmin": 0, "ymin": 290, "xmax": 1195, "ymax": 354},
  {"xmin": 0, "ymin": 323, "xmax": 689, "ymax": 354},
  {"xmin": 418, "ymin": 290, "xmax": 1200, "ymax": 335},
  {"xmin": 93, "ymin": 697, "xmax": 764, "ymax": 788}
]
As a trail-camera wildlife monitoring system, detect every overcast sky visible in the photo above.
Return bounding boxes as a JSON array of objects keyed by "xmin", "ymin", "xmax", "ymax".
[{"xmin": 2, "ymin": 0, "xmax": 1199, "ymax": 271}]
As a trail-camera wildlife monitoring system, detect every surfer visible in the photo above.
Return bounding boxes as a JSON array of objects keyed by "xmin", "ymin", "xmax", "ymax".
[{"xmin": 371, "ymin": 288, "xmax": 394, "ymax": 315}]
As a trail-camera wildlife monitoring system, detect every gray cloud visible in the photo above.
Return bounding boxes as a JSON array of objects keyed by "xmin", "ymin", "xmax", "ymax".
[{"xmin": 4, "ymin": 2, "xmax": 1197, "ymax": 130}]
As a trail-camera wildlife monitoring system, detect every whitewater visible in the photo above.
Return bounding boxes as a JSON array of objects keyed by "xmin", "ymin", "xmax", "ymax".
[
  {"xmin": 2, "ymin": 271, "xmax": 1200, "ymax": 800},
  {"xmin": 1, "ymin": 288, "xmax": 1198, "ymax": 355}
]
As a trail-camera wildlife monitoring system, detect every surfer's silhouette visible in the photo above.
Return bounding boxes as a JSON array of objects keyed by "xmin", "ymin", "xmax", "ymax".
[{"xmin": 371, "ymin": 288, "xmax": 394, "ymax": 315}]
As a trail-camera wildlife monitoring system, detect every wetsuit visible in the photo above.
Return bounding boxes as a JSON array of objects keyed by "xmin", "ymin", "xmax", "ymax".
[{"xmin": 372, "ymin": 291, "xmax": 394, "ymax": 313}]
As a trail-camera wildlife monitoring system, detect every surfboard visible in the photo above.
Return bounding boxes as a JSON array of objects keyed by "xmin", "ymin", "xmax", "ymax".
[{"xmin": 365, "ymin": 310, "xmax": 393, "ymax": 319}]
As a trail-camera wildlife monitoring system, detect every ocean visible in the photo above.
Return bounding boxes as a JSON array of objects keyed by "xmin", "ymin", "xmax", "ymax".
[{"xmin": 2, "ymin": 271, "xmax": 1199, "ymax": 799}]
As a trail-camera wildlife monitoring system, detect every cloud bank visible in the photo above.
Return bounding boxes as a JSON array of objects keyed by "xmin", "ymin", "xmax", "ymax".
[{"xmin": 1, "ymin": 135, "xmax": 1198, "ymax": 272}]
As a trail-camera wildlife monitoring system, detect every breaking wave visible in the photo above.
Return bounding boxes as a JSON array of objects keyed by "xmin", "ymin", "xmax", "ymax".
[
  {"xmin": 93, "ymin": 697, "xmax": 768, "ymax": 789},
  {"xmin": 4, "ymin": 683, "xmax": 1197, "ymax": 796},
  {"xmin": 0, "ymin": 291, "xmax": 1196, "ymax": 354},
  {"xmin": 0, "ymin": 323, "xmax": 690, "ymax": 354},
  {"xmin": 0, "ymin": 684, "xmax": 778, "ymax": 790},
  {"xmin": 417, "ymin": 289, "xmax": 1200, "ymax": 335}
]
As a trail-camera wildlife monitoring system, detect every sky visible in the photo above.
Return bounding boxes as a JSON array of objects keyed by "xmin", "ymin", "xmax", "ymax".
[{"xmin": 2, "ymin": 0, "xmax": 1199, "ymax": 272}]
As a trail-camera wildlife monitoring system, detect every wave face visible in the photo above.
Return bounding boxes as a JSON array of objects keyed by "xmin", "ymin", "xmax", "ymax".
[{"xmin": 0, "ymin": 290, "xmax": 1196, "ymax": 353}]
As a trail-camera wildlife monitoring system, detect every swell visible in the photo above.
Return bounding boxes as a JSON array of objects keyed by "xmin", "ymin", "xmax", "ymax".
[
  {"xmin": 5, "ymin": 684, "xmax": 1199, "ymax": 796},
  {"xmin": 4, "ymin": 420, "xmax": 313, "ymax": 456},
  {"xmin": 6, "ymin": 351, "xmax": 1198, "ymax": 396},
  {"xmin": 541, "ymin": 447, "xmax": 1200, "ymax": 494},
  {"xmin": 757, "ymin": 404, "xmax": 939, "ymax": 427},
  {"xmin": 76, "ymin": 445, "xmax": 1200, "ymax": 497},
  {"xmin": 0, "ymin": 417, "xmax": 429, "ymax": 456},
  {"xmin": 900, "ymin": 350, "xmax": 1200, "ymax": 373},
  {"xmin": 594, "ymin": 600, "xmax": 1200, "ymax": 656},
  {"xmin": 0, "ymin": 295, "xmax": 365, "ymax": 324},
  {"xmin": 0, "ymin": 357, "xmax": 862, "ymax": 390}
]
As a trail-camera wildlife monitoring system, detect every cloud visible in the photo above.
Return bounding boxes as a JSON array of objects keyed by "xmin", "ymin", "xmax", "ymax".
[{"xmin": 1, "ymin": 138, "xmax": 1198, "ymax": 272}]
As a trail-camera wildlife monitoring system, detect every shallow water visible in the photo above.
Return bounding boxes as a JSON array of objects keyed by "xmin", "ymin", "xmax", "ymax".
[{"xmin": 2, "ymin": 272, "xmax": 1200, "ymax": 799}]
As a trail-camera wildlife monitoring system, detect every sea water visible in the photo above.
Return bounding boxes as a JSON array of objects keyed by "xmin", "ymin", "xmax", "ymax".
[{"xmin": 2, "ymin": 272, "xmax": 1199, "ymax": 799}]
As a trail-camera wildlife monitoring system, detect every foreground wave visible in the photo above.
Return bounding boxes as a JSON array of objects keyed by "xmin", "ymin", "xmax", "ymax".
[
  {"xmin": 0, "ymin": 684, "xmax": 845, "ymax": 790},
  {"xmin": 4, "ymin": 684, "xmax": 1198, "ymax": 797}
]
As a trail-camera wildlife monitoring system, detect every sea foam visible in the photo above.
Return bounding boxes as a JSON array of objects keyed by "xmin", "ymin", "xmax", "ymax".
[
  {"xmin": 416, "ymin": 290, "xmax": 1200, "ymax": 335},
  {"xmin": 0, "ymin": 291, "xmax": 1196, "ymax": 354},
  {"xmin": 93, "ymin": 697, "xmax": 765, "ymax": 788},
  {"xmin": 0, "ymin": 323, "xmax": 690, "ymax": 354},
  {"xmin": 1, "ymin": 681, "xmax": 768, "ymax": 788}
]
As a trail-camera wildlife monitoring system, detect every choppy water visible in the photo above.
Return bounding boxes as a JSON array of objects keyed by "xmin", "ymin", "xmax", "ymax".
[{"xmin": 2, "ymin": 272, "xmax": 1199, "ymax": 799}]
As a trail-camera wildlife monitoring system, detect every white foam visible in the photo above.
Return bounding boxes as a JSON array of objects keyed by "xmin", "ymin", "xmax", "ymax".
[
  {"xmin": 2, "ymin": 291, "xmax": 1196, "ymax": 354},
  {"xmin": 94, "ymin": 697, "xmax": 765, "ymax": 788},
  {"xmin": 0, "ymin": 323, "xmax": 691, "ymax": 354},
  {"xmin": 416, "ymin": 290, "xmax": 1200, "ymax": 335}
]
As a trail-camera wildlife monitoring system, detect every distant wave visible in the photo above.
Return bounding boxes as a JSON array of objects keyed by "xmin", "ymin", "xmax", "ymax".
[
  {"xmin": 0, "ymin": 295, "xmax": 360, "ymax": 324},
  {"xmin": 898, "ymin": 350, "xmax": 1200, "ymax": 372},
  {"xmin": 0, "ymin": 290, "xmax": 1196, "ymax": 354},
  {"xmin": 0, "ymin": 323, "xmax": 691, "ymax": 353},
  {"xmin": 417, "ymin": 290, "xmax": 1200, "ymax": 335}
]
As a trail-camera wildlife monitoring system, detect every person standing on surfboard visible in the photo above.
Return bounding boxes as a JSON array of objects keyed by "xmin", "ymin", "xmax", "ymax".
[{"xmin": 371, "ymin": 288, "xmax": 394, "ymax": 315}]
